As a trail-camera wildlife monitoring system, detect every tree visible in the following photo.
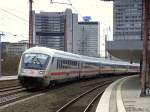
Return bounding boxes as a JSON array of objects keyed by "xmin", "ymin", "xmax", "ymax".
[{"xmin": 2, "ymin": 55, "xmax": 20, "ymax": 75}]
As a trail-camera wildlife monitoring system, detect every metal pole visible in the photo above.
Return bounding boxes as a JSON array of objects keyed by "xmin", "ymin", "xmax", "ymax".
[
  {"xmin": 64, "ymin": 16, "xmax": 67, "ymax": 51},
  {"xmin": 105, "ymin": 35, "xmax": 107, "ymax": 59},
  {"xmin": 140, "ymin": 59, "xmax": 142, "ymax": 78},
  {"xmin": 29, "ymin": 0, "xmax": 33, "ymax": 48},
  {"xmin": 141, "ymin": 0, "xmax": 149, "ymax": 96},
  {"xmin": 0, "ymin": 32, "xmax": 5, "ymax": 76}
]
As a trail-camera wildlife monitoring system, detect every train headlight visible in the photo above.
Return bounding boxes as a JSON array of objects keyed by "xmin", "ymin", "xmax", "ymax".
[{"xmin": 39, "ymin": 71, "xmax": 45, "ymax": 74}]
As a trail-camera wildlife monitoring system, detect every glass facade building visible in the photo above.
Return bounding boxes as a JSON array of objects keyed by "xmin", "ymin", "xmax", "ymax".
[
  {"xmin": 33, "ymin": 9, "xmax": 78, "ymax": 53},
  {"xmin": 78, "ymin": 22, "xmax": 100, "ymax": 57},
  {"xmin": 103, "ymin": 0, "xmax": 145, "ymax": 62},
  {"xmin": 113, "ymin": 0, "xmax": 143, "ymax": 40}
]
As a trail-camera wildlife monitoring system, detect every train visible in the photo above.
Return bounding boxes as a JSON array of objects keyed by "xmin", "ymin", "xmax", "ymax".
[{"xmin": 18, "ymin": 46, "xmax": 139, "ymax": 88}]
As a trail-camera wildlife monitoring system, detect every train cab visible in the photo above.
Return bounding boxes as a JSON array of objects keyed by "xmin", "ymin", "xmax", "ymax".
[{"xmin": 18, "ymin": 47, "xmax": 52, "ymax": 88}]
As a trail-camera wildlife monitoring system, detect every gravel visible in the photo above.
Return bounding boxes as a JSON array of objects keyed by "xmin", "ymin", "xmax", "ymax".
[{"xmin": 0, "ymin": 77, "xmax": 120, "ymax": 112}]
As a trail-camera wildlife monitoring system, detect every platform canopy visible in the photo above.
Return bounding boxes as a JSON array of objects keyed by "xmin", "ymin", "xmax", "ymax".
[{"xmin": 106, "ymin": 40, "xmax": 144, "ymax": 63}]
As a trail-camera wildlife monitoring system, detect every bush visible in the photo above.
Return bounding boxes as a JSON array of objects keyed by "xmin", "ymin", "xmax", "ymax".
[{"xmin": 2, "ymin": 55, "xmax": 20, "ymax": 76}]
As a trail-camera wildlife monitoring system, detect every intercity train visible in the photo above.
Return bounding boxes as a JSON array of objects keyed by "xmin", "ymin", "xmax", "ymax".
[{"xmin": 18, "ymin": 46, "xmax": 139, "ymax": 88}]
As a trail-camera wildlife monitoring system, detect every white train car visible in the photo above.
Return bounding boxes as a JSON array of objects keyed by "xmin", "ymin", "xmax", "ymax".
[
  {"xmin": 100, "ymin": 59, "xmax": 136, "ymax": 74},
  {"xmin": 18, "ymin": 46, "xmax": 139, "ymax": 88}
]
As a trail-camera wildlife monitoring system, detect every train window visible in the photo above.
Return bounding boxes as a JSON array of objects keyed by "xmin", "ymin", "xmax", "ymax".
[
  {"xmin": 65, "ymin": 60, "xmax": 67, "ymax": 65},
  {"xmin": 78, "ymin": 62, "xmax": 80, "ymax": 67},
  {"xmin": 63, "ymin": 60, "xmax": 65, "ymax": 65},
  {"xmin": 57, "ymin": 59, "xmax": 59, "ymax": 69},
  {"xmin": 59, "ymin": 60, "xmax": 61, "ymax": 68},
  {"xmin": 61, "ymin": 60, "xmax": 63, "ymax": 69},
  {"xmin": 51, "ymin": 57, "xmax": 54, "ymax": 64},
  {"xmin": 63, "ymin": 59, "xmax": 67, "ymax": 69},
  {"xmin": 22, "ymin": 53, "xmax": 50, "ymax": 70},
  {"xmin": 71, "ymin": 60, "xmax": 73, "ymax": 65},
  {"xmin": 56, "ymin": 59, "xmax": 59, "ymax": 69}
]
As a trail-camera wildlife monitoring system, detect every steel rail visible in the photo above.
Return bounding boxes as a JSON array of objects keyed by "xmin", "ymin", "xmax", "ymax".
[
  {"xmin": 56, "ymin": 81, "xmax": 112, "ymax": 112},
  {"xmin": 83, "ymin": 90, "xmax": 104, "ymax": 112},
  {"xmin": 0, "ymin": 85, "xmax": 23, "ymax": 92},
  {"xmin": 0, "ymin": 88, "xmax": 26, "ymax": 97}
]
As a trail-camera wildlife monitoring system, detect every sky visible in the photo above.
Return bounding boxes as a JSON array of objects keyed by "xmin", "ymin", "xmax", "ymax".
[{"xmin": 0, "ymin": 0, "xmax": 113, "ymax": 56}]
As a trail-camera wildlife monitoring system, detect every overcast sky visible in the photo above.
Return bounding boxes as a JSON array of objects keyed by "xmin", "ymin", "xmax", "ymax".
[{"xmin": 0, "ymin": 0, "xmax": 113, "ymax": 56}]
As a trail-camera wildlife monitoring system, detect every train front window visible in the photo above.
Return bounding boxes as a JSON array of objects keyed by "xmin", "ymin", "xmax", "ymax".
[{"xmin": 22, "ymin": 53, "xmax": 50, "ymax": 70}]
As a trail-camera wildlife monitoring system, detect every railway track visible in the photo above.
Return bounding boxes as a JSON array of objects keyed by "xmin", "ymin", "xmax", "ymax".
[
  {"xmin": 0, "ymin": 79, "xmax": 20, "ymax": 89},
  {"xmin": 0, "ymin": 76, "xmax": 121, "ymax": 112},
  {"xmin": 56, "ymin": 80, "xmax": 112, "ymax": 112},
  {"xmin": 0, "ymin": 78, "xmax": 39, "ymax": 106},
  {"xmin": 0, "ymin": 85, "xmax": 23, "ymax": 92},
  {"xmin": 0, "ymin": 85, "xmax": 28, "ymax": 106}
]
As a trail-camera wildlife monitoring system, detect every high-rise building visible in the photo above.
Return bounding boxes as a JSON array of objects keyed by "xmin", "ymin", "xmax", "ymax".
[
  {"xmin": 113, "ymin": 0, "xmax": 143, "ymax": 40},
  {"xmin": 33, "ymin": 9, "xmax": 78, "ymax": 53},
  {"xmin": 78, "ymin": 22, "xmax": 100, "ymax": 57},
  {"xmin": 104, "ymin": 0, "xmax": 144, "ymax": 62}
]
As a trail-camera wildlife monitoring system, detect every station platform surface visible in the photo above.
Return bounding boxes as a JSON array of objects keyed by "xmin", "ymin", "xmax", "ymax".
[
  {"xmin": 0, "ymin": 75, "xmax": 17, "ymax": 81},
  {"xmin": 96, "ymin": 75, "xmax": 150, "ymax": 112}
]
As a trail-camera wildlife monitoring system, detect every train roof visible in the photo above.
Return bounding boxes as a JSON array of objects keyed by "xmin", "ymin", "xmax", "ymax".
[
  {"xmin": 23, "ymin": 46, "xmax": 81, "ymax": 60},
  {"xmin": 98, "ymin": 58, "xmax": 139, "ymax": 66},
  {"xmin": 23, "ymin": 46, "xmax": 139, "ymax": 67}
]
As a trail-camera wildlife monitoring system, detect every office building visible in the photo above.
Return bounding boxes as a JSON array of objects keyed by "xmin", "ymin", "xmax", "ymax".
[
  {"xmin": 113, "ymin": 0, "xmax": 142, "ymax": 40},
  {"xmin": 78, "ymin": 22, "xmax": 100, "ymax": 57},
  {"xmin": 103, "ymin": 0, "xmax": 144, "ymax": 62},
  {"xmin": 33, "ymin": 9, "xmax": 78, "ymax": 53}
]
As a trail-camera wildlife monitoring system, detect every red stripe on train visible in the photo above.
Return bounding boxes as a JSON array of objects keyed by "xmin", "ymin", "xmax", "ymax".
[
  {"xmin": 51, "ymin": 72, "xmax": 65, "ymax": 75},
  {"xmin": 49, "ymin": 70, "xmax": 99, "ymax": 76}
]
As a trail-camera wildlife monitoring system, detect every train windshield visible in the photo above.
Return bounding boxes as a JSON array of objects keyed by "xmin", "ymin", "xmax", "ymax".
[{"xmin": 22, "ymin": 53, "xmax": 50, "ymax": 70}]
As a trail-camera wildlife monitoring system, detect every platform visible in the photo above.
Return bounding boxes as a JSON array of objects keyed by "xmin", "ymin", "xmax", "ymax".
[
  {"xmin": 96, "ymin": 75, "xmax": 150, "ymax": 112},
  {"xmin": 0, "ymin": 75, "xmax": 17, "ymax": 81}
]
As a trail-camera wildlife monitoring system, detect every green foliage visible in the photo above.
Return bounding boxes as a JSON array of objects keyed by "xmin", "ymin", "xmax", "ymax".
[{"xmin": 2, "ymin": 55, "xmax": 20, "ymax": 76}]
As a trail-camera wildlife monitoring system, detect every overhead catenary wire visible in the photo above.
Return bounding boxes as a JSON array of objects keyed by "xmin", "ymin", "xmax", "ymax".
[
  {"xmin": 68, "ymin": 0, "xmax": 83, "ymax": 19},
  {"xmin": 0, "ymin": 7, "xmax": 28, "ymax": 23},
  {"xmin": 70, "ymin": 4, "xmax": 83, "ymax": 19},
  {"xmin": 0, "ymin": 31, "xmax": 28, "ymax": 39},
  {"xmin": 50, "ymin": 0, "xmax": 83, "ymax": 18},
  {"xmin": 0, "ymin": 14, "xmax": 28, "ymax": 25},
  {"xmin": 2, "ymin": 7, "xmax": 28, "ymax": 16},
  {"xmin": 68, "ymin": 0, "xmax": 72, "ymax": 5},
  {"xmin": 50, "ymin": 0, "xmax": 72, "ymax": 5}
]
